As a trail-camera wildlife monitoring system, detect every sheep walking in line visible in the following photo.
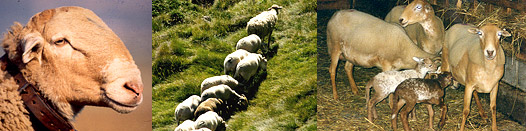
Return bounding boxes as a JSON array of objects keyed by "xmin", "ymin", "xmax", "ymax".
[
  {"xmin": 224, "ymin": 49, "xmax": 250, "ymax": 76},
  {"xmin": 195, "ymin": 111, "xmax": 225, "ymax": 131},
  {"xmin": 200, "ymin": 75, "xmax": 242, "ymax": 94},
  {"xmin": 366, "ymin": 57, "xmax": 440, "ymax": 121},
  {"xmin": 246, "ymin": 4, "xmax": 283, "ymax": 54},
  {"xmin": 175, "ymin": 95, "xmax": 202, "ymax": 125},
  {"xmin": 194, "ymin": 98, "xmax": 227, "ymax": 119},
  {"xmin": 234, "ymin": 53, "xmax": 267, "ymax": 84},
  {"xmin": 236, "ymin": 34, "xmax": 263, "ymax": 53},
  {"xmin": 391, "ymin": 72, "xmax": 454, "ymax": 131}
]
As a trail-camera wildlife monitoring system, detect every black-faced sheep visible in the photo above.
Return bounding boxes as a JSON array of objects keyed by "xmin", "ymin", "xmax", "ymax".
[
  {"xmin": 326, "ymin": 9, "xmax": 435, "ymax": 100},
  {"xmin": 391, "ymin": 72, "xmax": 453, "ymax": 131},
  {"xmin": 224, "ymin": 49, "xmax": 249, "ymax": 76},
  {"xmin": 366, "ymin": 57, "xmax": 440, "ymax": 121},
  {"xmin": 174, "ymin": 120, "xmax": 197, "ymax": 131},
  {"xmin": 246, "ymin": 4, "xmax": 283, "ymax": 52},
  {"xmin": 0, "ymin": 6, "xmax": 144, "ymax": 130},
  {"xmin": 200, "ymin": 75, "xmax": 240, "ymax": 94},
  {"xmin": 233, "ymin": 53, "xmax": 267, "ymax": 84},
  {"xmin": 175, "ymin": 95, "xmax": 202, "ymax": 125},
  {"xmin": 441, "ymin": 24, "xmax": 510, "ymax": 131},
  {"xmin": 195, "ymin": 111, "xmax": 225, "ymax": 131},
  {"xmin": 236, "ymin": 34, "xmax": 263, "ymax": 53},
  {"xmin": 385, "ymin": 0, "xmax": 445, "ymax": 55},
  {"xmin": 194, "ymin": 98, "xmax": 226, "ymax": 118}
]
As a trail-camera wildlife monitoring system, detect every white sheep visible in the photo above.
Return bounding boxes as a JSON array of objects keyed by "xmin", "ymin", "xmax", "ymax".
[
  {"xmin": 233, "ymin": 53, "xmax": 267, "ymax": 83},
  {"xmin": 174, "ymin": 95, "xmax": 202, "ymax": 125},
  {"xmin": 224, "ymin": 49, "xmax": 250, "ymax": 76},
  {"xmin": 236, "ymin": 34, "xmax": 263, "ymax": 53},
  {"xmin": 200, "ymin": 75, "xmax": 240, "ymax": 94},
  {"xmin": 174, "ymin": 120, "xmax": 197, "ymax": 131},
  {"xmin": 246, "ymin": 4, "xmax": 283, "ymax": 51},
  {"xmin": 201, "ymin": 84, "xmax": 248, "ymax": 110},
  {"xmin": 195, "ymin": 111, "xmax": 225, "ymax": 131},
  {"xmin": 365, "ymin": 57, "xmax": 440, "ymax": 121}
]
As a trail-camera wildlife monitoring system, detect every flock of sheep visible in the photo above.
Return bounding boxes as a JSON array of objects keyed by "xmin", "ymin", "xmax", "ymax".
[
  {"xmin": 327, "ymin": 0, "xmax": 509, "ymax": 130},
  {"xmin": 173, "ymin": 4, "xmax": 282, "ymax": 131}
]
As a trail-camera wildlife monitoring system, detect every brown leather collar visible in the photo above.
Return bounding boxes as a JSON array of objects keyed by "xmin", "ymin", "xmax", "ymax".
[{"xmin": 0, "ymin": 55, "xmax": 75, "ymax": 131}]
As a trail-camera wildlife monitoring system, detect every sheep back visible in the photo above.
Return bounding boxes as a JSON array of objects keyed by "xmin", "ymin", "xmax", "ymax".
[
  {"xmin": 224, "ymin": 49, "xmax": 250, "ymax": 75},
  {"xmin": 327, "ymin": 9, "xmax": 434, "ymax": 70},
  {"xmin": 236, "ymin": 34, "xmax": 262, "ymax": 53},
  {"xmin": 200, "ymin": 75, "xmax": 239, "ymax": 93},
  {"xmin": 194, "ymin": 98, "xmax": 224, "ymax": 118},
  {"xmin": 174, "ymin": 120, "xmax": 197, "ymax": 131},
  {"xmin": 195, "ymin": 111, "xmax": 224, "ymax": 131},
  {"xmin": 234, "ymin": 53, "xmax": 267, "ymax": 82},
  {"xmin": 175, "ymin": 95, "xmax": 202, "ymax": 125}
]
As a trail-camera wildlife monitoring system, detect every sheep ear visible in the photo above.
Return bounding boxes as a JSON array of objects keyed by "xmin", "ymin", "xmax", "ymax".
[
  {"xmin": 22, "ymin": 33, "xmax": 44, "ymax": 64},
  {"xmin": 412, "ymin": 57, "xmax": 423, "ymax": 63}
]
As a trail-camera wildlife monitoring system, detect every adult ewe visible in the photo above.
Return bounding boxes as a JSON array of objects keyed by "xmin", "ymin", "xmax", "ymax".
[
  {"xmin": 200, "ymin": 75, "xmax": 240, "ymax": 94},
  {"xmin": 195, "ymin": 111, "xmax": 225, "ymax": 131},
  {"xmin": 246, "ymin": 4, "xmax": 283, "ymax": 53},
  {"xmin": 236, "ymin": 34, "xmax": 263, "ymax": 53},
  {"xmin": 327, "ymin": 9, "xmax": 435, "ymax": 100},
  {"xmin": 201, "ymin": 85, "xmax": 248, "ymax": 110},
  {"xmin": 0, "ymin": 6, "xmax": 144, "ymax": 130},
  {"xmin": 175, "ymin": 95, "xmax": 202, "ymax": 125},
  {"xmin": 441, "ymin": 24, "xmax": 510, "ymax": 131},
  {"xmin": 224, "ymin": 49, "xmax": 249, "ymax": 76},
  {"xmin": 234, "ymin": 53, "xmax": 267, "ymax": 84}
]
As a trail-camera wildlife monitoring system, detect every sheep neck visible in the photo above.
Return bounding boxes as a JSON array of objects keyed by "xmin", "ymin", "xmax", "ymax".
[
  {"xmin": 418, "ymin": 17, "xmax": 440, "ymax": 40},
  {"xmin": 0, "ymin": 55, "xmax": 75, "ymax": 131}
]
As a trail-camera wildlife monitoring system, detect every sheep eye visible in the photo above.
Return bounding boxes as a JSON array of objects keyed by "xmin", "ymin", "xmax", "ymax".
[
  {"xmin": 415, "ymin": 5, "xmax": 422, "ymax": 10},
  {"xmin": 54, "ymin": 38, "xmax": 68, "ymax": 45},
  {"xmin": 477, "ymin": 31, "xmax": 483, "ymax": 36},
  {"xmin": 497, "ymin": 32, "xmax": 502, "ymax": 37}
]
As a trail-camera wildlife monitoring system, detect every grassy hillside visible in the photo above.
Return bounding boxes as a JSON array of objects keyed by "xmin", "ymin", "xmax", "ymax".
[{"xmin": 152, "ymin": 0, "xmax": 317, "ymax": 130}]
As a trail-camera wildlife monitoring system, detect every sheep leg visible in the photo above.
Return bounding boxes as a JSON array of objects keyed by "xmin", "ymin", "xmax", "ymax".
[
  {"xmin": 490, "ymin": 84, "xmax": 498, "ymax": 131},
  {"xmin": 409, "ymin": 105, "xmax": 417, "ymax": 121},
  {"xmin": 440, "ymin": 45, "xmax": 450, "ymax": 73},
  {"xmin": 344, "ymin": 61, "xmax": 359, "ymax": 95},
  {"xmin": 368, "ymin": 92, "xmax": 388, "ymax": 121},
  {"xmin": 460, "ymin": 84, "xmax": 475, "ymax": 131},
  {"xmin": 391, "ymin": 97, "xmax": 406, "ymax": 130},
  {"xmin": 426, "ymin": 104, "xmax": 434, "ymax": 130},
  {"xmin": 388, "ymin": 93, "xmax": 394, "ymax": 109},
  {"xmin": 401, "ymin": 101, "xmax": 416, "ymax": 131},
  {"xmin": 473, "ymin": 92, "xmax": 488, "ymax": 120},
  {"xmin": 438, "ymin": 99, "xmax": 447, "ymax": 129},
  {"xmin": 267, "ymin": 28, "xmax": 273, "ymax": 54},
  {"xmin": 329, "ymin": 49, "xmax": 341, "ymax": 100}
]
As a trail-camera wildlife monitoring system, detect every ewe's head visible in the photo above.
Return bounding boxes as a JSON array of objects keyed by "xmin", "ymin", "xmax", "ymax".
[
  {"xmin": 268, "ymin": 4, "xmax": 283, "ymax": 14},
  {"xmin": 468, "ymin": 24, "xmax": 510, "ymax": 60},
  {"xmin": 413, "ymin": 57, "xmax": 440, "ymax": 73},
  {"xmin": 399, "ymin": 0, "xmax": 434, "ymax": 27},
  {"xmin": 1, "ymin": 6, "xmax": 143, "ymax": 120}
]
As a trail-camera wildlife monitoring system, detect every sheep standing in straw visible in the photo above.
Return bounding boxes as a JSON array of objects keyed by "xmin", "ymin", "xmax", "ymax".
[{"xmin": 246, "ymin": 4, "xmax": 283, "ymax": 54}]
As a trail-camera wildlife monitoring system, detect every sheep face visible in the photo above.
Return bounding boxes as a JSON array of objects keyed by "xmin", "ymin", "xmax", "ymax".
[
  {"xmin": 2, "ymin": 6, "xmax": 143, "ymax": 119},
  {"xmin": 467, "ymin": 24, "xmax": 510, "ymax": 60},
  {"xmin": 399, "ymin": 0, "xmax": 433, "ymax": 27},
  {"xmin": 413, "ymin": 57, "xmax": 440, "ymax": 74}
]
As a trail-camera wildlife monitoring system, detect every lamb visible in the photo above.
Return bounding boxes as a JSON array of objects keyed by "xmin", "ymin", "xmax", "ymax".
[
  {"xmin": 326, "ymin": 9, "xmax": 436, "ymax": 100},
  {"xmin": 174, "ymin": 120, "xmax": 197, "ymax": 131},
  {"xmin": 233, "ymin": 53, "xmax": 267, "ymax": 84},
  {"xmin": 246, "ymin": 4, "xmax": 283, "ymax": 52},
  {"xmin": 236, "ymin": 34, "xmax": 263, "ymax": 53},
  {"xmin": 391, "ymin": 72, "xmax": 453, "ymax": 131},
  {"xmin": 385, "ymin": 0, "xmax": 445, "ymax": 55},
  {"xmin": 201, "ymin": 84, "xmax": 248, "ymax": 110},
  {"xmin": 175, "ymin": 95, "xmax": 202, "ymax": 125},
  {"xmin": 441, "ymin": 24, "xmax": 510, "ymax": 131},
  {"xmin": 224, "ymin": 49, "xmax": 250, "ymax": 76},
  {"xmin": 0, "ymin": 6, "xmax": 144, "ymax": 130},
  {"xmin": 195, "ymin": 111, "xmax": 225, "ymax": 131},
  {"xmin": 194, "ymin": 98, "xmax": 226, "ymax": 118},
  {"xmin": 366, "ymin": 57, "xmax": 440, "ymax": 121},
  {"xmin": 200, "ymin": 75, "xmax": 240, "ymax": 93}
]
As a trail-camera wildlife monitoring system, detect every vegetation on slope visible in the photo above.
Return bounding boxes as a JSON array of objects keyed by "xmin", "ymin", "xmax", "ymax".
[{"xmin": 152, "ymin": 0, "xmax": 317, "ymax": 130}]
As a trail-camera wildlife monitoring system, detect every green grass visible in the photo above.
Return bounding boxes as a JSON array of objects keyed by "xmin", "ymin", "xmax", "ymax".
[{"xmin": 152, "ymin": 0, "xmax": 317, "ymax": 130}]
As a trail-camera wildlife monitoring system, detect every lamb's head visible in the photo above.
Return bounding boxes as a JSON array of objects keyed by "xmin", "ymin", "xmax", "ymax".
[
  {"xmin": 467, "ymin": 24, "xmax": 510, "ymax": 60},
  {"xmin": 1, "ymin": 6, "xmax": 143, "ymax": 120},
  {"xmin": 412, "ymin": 57, "xmax": 440, "ymax": 74},
  {"xmin": 399, "ymin": 0, "xmax": 433, "ymax": 27},
  {"xmin": 268, "ymin": 4, "xmax": 283, "ymax": 14},
  {"xmin": 437, "ymin": 72, "xmax": 454, "ymax": 88}
]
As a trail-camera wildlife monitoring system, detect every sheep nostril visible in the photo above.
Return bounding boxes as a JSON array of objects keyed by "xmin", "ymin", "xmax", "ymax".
[
  {"xmin": 399, "ymin": 18, "xmax": 404, "ymax": 24},
  {"xmin": 487, "ymin": 50, "xmax": 494, "ymax": 57},
  {"xmin": 124, "ymin": 81, "xmax": 143, "ymax": 96}
]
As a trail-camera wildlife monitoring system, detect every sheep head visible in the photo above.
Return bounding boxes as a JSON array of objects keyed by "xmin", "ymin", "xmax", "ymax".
[
  {"xmin": 412, "ymin": 57, "xmax": 440, "ymax": 74},
  {"xmin": 1, "ymin": 6, "xmax": 143, "ymax": 120},
  {"xmin": 268, "ymin": 4, "xmax": 283, "ymax": 14},
  {"xmin": 467, "ymin": 24, "xmax": 510, "ymax": 60},
  {"xmin": 399, "ymin": 0, "xmax": 434, "ymax": 27}
]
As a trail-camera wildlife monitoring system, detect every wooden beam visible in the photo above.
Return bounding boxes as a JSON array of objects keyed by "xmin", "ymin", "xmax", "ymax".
[{"xmin": 479, "ymin": 0, "xmax": 526, "ymax": 13}]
